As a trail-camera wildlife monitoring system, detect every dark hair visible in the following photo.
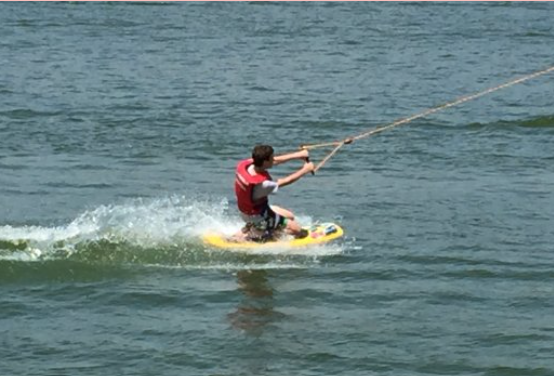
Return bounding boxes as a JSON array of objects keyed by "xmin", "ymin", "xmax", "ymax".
[{"xmin": 252, "ymin": 145, "xmax": 274, "ymax": 167}]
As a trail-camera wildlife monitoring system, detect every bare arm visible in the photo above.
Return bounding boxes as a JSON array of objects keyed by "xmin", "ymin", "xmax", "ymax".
[
  {"xmin": 273, "ymin": 149, "xmax": 309, "ymax": 166},
  {"xmin": 276, "ymin": 162, "xmax": 315, "ymax": 188}
]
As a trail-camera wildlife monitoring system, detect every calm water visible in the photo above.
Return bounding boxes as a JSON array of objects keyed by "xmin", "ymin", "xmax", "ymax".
[{"xmin": 1, "ymin": 2, "xmax": 554, "ymax": 375}]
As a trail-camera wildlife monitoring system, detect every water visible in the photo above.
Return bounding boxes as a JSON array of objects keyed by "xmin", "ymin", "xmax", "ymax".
[{"xmin": 1, "ymin": 2, "xmax": 554, "ymax": 375}]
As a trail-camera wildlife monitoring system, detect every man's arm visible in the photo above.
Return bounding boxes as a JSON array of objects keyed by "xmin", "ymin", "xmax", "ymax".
[
  {"xmin": 276, "ymin": 162, "xmax": 315, "ymax": 188},
  {"xmin": 273, "ymin": 149, "xmax": 309, "ymax": 165}
]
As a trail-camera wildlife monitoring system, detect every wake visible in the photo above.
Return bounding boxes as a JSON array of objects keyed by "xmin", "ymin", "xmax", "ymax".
[{"xmin": 0, "ymin": 195, "xmax": 345, "ymax": 266}]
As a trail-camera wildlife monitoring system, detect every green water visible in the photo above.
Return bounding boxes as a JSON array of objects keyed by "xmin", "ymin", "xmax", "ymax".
[{"xmin": 1, "ymin": 2, "xmax": 554, "ymax": 375}]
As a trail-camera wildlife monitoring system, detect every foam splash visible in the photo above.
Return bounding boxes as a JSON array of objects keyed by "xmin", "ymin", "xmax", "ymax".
[
  {"xmin": 0, "ymin": 195, "xmax": 345, "ymax": 265},
  {"xmin": 68, "ymin": 195, "xmax": 238, "ymax": 245}
]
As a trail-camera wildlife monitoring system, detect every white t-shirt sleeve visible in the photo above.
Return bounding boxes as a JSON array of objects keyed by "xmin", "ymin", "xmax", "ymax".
[{"xmin": 252, "ymin": 180, "xmax": 279, "ymax": 201}]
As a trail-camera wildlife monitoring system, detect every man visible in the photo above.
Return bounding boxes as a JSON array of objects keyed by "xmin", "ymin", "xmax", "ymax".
[{"xmin": 234, "ymin": 144, "xmax": 315, "ymax": 241}]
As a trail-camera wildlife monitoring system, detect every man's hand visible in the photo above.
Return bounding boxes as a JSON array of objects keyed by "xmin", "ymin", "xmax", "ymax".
[{"xmin": 303, "ymin": 161, "xmax": 315, "ymax": 173}]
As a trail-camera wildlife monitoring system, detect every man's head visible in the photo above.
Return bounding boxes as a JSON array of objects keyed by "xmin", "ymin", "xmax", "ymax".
[{"xmin": 252, "ymin": 145, "xmax": 274, "ymax": 168}]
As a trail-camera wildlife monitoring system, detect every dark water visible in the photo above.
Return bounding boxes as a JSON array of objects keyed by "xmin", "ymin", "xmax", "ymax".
[{"xmin": 1, "ymin": 2, "xmax": 554, "ymax": 375}]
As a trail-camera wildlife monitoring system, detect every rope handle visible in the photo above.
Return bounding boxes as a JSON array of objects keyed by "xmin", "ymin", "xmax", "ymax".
[
  {"xmin": 299, "ymin": 137, "xmax": 354, "ymax": 172},
  {"xmin": 300, "ymin": 137, "xmax": 353, "ymax": 151},
  {"xmin": 298, "ymin": 148, "xmax": 315, "ymax": 175}
]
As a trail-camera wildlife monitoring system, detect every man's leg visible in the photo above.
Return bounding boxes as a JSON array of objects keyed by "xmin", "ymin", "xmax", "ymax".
[
  {"xmin": 270, "ymin": 205, "xmax": 295, "ymax": 220},
  {"xmin": 270, "ymin": 206, "xmax": 307, "ymax": 238}
]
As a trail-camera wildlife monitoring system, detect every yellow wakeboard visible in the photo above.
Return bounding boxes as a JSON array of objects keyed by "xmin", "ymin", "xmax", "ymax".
[{"xmin": 202, "ymin": 222, "xmax": 344, "ymax": 249}]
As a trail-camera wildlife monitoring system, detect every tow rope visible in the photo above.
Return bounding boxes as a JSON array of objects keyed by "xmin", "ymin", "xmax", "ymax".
[{"xmin": 300, "ymin": 64, "xmax": 554, "ymax": 172}]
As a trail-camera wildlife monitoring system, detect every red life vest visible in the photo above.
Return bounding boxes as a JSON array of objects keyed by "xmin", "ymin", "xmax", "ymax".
[{"xmin": 235, "ymin": 159, "xmax": 272, "ymax": 215}]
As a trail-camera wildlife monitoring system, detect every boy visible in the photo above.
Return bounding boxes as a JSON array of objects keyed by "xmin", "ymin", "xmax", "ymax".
[{"xmin": 234, "ymin": 145, "xmax": 314, "ymax": 241}]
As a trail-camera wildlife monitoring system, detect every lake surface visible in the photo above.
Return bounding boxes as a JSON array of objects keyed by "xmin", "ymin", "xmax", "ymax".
[{"xmin": 1, "ymin": 2, "xmax": 554, "ymax": 375}]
